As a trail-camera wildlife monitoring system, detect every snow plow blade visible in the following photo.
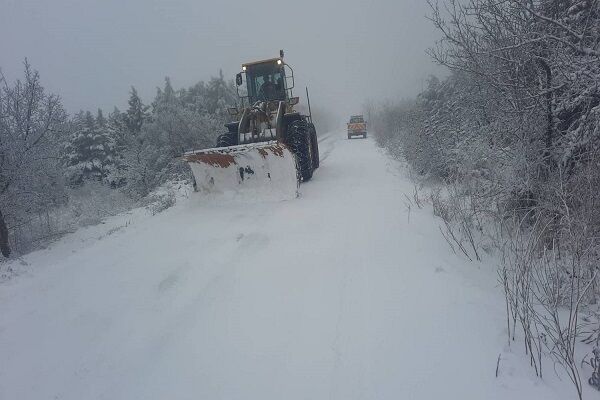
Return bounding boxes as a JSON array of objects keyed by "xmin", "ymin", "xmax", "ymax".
[{"xmin": 183, "ymin": 141, "xmax": 298, "ymax": 201}]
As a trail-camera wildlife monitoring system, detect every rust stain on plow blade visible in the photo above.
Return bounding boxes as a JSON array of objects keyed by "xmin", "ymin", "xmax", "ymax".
[
  {"xmin": 183, "ymin": 152, "xmax": 236, "ymax": 168},
  {"xmin": 182, "ymin": 141, "xmax": 298, "ymax": 199},
  {"xmin": 183, "ymin": 141, "xmax": 288, "ymax": 167}
]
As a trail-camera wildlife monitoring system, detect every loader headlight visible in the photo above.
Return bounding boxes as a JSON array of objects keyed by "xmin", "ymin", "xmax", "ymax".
[
  {"xmin": 242, "ymin": 66, "xmax": 247, "ymax": 71},
  {"xmin": 277, "ymin": 59, "xmax": 282, "ymax": 65}
]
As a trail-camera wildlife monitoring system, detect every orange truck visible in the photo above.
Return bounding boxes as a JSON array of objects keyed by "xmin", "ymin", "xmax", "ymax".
[{"xmin": 347, "ymin": 115, "xmax": 367, "ymax": 139}]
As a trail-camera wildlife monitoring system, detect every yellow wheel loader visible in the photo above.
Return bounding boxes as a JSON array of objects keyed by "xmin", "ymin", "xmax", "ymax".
[{"xmin": 183, "ymin": 50, "xmax": 319, "ymax": 198}]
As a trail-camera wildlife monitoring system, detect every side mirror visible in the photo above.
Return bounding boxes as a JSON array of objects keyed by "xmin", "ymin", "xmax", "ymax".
[
  {"xmin": 289, "ymin": 97, "xmax": 299, "ymax": 105},
  {"xmin": 227, "ymin": 107, "xmax": 239, "ymax": 116},
  {"xmin": 236, "ymin": 73, "xmax": 243, "ymax": 86}
]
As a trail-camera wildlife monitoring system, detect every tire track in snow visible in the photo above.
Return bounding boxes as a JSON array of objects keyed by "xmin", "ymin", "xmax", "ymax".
[
  {"xmin": 329, "ymin": 249, "xmax": 351, "ymax": 400},
  {"xmin": 317, "ymin": 131, "xmax": 340, "ymax": 164}
]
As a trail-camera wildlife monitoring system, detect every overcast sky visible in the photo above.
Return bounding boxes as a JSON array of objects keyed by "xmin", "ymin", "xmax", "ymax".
[{"xmin": 1, "ymin": 0, "xmax": 445, "ymax": 124}]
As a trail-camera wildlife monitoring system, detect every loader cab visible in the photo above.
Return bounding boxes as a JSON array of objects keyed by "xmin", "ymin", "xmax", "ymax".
[{"xmin": 236, "ymin": 57, "xmax": 295, "ymax": 105}]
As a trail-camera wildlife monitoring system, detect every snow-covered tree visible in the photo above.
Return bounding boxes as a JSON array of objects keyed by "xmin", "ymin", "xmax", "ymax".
[
  {"xmin": 64, "ymin": 110, "xmax": 115, "ymax": 185},
  {"xmin": 123, "ymin": 87, "xmax": 148, "ymax": 136},
  {"xmin": 180, "ymin": 72, "xmax": 237, "ymax": 116},
  {"xmin": 0, "ymin": 60, "xmax": 68, "ymax": 257},
  {"xmin": 121, "ymin": 77, "xmax": 225, "ymax": 197},
  {"xmin": 105, "ymin": 107, "xmax": 127, "ymax": 186}
]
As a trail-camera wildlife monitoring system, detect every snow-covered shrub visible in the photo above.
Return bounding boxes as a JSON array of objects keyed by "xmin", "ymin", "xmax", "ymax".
[
  {"xmin": 3, "ymin": 181, "xmax": 135, "ymax": 256},
  {"xmin": 143, "ymin": 189, "xmax": 177, "ymax": 216},
  {"xmin": 62, "ymin": 182, "xmax": 134, "ymax": 226}
]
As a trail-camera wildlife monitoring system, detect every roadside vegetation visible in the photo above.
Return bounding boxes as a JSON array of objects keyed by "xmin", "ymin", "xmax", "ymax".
[
  {"xmin": 369, "ymin": 1, "xmax": 600, "ymax": 398},
  {"xmin": 0, "ymin": 64, "xmax": 236, "ymax": 257}
]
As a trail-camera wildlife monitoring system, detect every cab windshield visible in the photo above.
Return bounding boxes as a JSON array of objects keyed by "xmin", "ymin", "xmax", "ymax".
[{"xmin": 246, "ymin": 63, "xmax": 286, "ymax": 103}]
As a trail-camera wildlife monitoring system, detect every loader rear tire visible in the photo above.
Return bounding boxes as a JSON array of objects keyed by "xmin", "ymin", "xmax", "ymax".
[
  {"xmin": 287, "ymin": 120, "xmax": 313, "ymax": 182},
  {"xmin": 308, "ymin": 123, "xmax": 319, "ymax": 169},
  {"xmin": 216, "ymin": 132, "xmax": 237, "ymax": 148},
  {"xmin": 0, "ymin": 209, "xmax": 10, "ymax": 258}
]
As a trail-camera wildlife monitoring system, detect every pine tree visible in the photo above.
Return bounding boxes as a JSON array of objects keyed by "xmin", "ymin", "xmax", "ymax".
[
  {"xmin": 105, "ymin": 107, "xmax": 127, "ymax": 187},
  {"xmin": 96, "ymin": 108, "xmax": 106, "ymax": 128},
  {"xmin": 107, "ymin": 107, "xmax": 126, "ymax": 150},
  {"xmin": 124, "ymin": 87, "xmax": 148, "ymax": 136},
  {"xmin": 65, "ymin": 110, "xmax": 115, "ymax": 185},
  {"xmin": 206, "ymin": 70, "xmax": 236, "ymax": 115}
]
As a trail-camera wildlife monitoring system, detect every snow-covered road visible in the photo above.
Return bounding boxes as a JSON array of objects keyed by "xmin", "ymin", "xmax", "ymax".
[{"xmin": 0, "ymin": 133, "xmax": 570, "ymax": 399}]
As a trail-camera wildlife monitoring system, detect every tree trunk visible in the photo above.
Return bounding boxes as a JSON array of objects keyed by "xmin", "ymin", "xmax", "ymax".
[
  {"xmin": 0, "ymin": 208, "xmax": 11, "ymax": 258},
  {"xmin": 534, "ymin": 57, "xmax": 554, "ymax": 156}
]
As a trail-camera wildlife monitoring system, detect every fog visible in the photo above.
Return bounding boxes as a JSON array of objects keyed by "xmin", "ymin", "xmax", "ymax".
[{"xmin": 1, "ymin": 0, "xmax": 444, "ymax": 126}]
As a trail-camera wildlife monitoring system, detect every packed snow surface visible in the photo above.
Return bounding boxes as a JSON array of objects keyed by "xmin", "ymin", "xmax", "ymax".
[{"xmin": 0, "ymin": 133, "xmax": 575, "ymax": 399}]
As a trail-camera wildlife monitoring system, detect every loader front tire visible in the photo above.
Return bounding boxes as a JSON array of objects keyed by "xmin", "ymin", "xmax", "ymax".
[
  {"xmin": 216, "ymin": 132, "xmax": 237, "ymax": 148},
  {"xmin": 287, "ymin": 120, "xmax": 314, "ymax": 182},
  {"xmin": 308, "ymin": 123, "xmax": 319, "ymax": 169}
]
